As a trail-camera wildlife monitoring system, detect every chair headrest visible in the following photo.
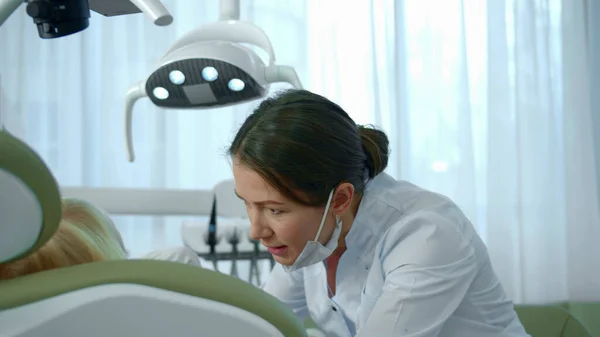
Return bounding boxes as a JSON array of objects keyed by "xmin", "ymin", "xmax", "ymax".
[
  {"xmin": 0, "ymin": 131, "xmax": 62, "ymax": 263},
  {"xmin": 0, "ymin": 260, "xmax": 308, "ymax": 337},
  {"xmin": 213, "ymin": 179, "xmax": 246, "ymax": 218}
]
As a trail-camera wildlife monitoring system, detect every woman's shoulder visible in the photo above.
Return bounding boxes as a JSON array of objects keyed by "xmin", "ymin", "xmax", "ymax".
[
  {"xmin": 366, "ymin": 173, "xmax": 458, "ymax": 214},
  {"xmin": 364, "ymin": 174, "xmax": 478, "ymax": 265},
  {"xmin": 362, "ymin": 174, "xmax": 469, "ymax": 234}
]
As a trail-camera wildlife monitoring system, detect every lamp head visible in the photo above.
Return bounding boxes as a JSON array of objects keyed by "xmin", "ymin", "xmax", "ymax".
[
  {"xmin": 124, "ymin": 20, "xmax": 303, "ymax": 162},
  {"xmin": 146, "ymin": 41, "xmax": 269, "ymax": 109}
]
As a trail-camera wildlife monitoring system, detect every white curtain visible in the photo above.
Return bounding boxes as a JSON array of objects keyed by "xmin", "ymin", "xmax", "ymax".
[{"xmin": 1, "ymin": 0, "xmax": 598, "ymax": 303}]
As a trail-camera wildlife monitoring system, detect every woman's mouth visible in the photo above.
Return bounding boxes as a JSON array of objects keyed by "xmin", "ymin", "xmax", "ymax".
[{"xmin": 267, "ymin": 245, "xmax": 288, "ymax": 256}]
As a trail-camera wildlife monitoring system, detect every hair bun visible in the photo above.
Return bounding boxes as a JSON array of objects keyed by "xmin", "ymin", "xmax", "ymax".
[{"xmin": 358, "ymin": 124, "xmax": 390, "ymax": 178}]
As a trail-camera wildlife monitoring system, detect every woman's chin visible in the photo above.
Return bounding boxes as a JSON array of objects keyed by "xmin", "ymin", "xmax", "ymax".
[{"xmin": 273, "ymin": 254, "xmax": 296, "ymax": 266}]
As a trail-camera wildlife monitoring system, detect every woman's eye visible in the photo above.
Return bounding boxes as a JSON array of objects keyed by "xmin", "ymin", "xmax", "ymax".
[{"xmin": 269, "ymin": 209, "xmax": 283, "ymax": 215}]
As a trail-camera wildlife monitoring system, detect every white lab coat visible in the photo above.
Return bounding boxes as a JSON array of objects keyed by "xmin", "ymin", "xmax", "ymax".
[{"xmin": 263, "ymin": 173, "xmax": 530, "ymax": 337}]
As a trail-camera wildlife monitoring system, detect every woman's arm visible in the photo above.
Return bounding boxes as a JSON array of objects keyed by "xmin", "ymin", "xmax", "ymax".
[{"xmin": 356, "ymin": 208, "xmax": 479, "ymax": 337}]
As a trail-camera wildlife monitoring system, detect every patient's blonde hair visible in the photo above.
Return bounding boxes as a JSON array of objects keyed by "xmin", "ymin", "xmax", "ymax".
[{"xmin": 0, "ymin": 198, "xmax": 127, "ymax": 280}]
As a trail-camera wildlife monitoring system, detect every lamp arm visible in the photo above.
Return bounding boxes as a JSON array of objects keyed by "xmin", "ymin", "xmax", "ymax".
[
  {"xmin": 129, "ymin": 0, "xmax": 173, "ymax": 26},
  {"xmin": 219, "ymin": 0, "xmax": 239, "ymax": 21}
]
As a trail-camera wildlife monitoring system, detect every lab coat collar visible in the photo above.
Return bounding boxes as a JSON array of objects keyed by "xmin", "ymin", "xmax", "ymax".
[{"xmin": 343, "ymin": 173, "xmax": 394, "ymax": 256}]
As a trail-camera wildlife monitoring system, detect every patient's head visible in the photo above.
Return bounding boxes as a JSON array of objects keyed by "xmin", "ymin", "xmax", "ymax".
[{"xmin": 0, "ymin": 198, "xmax": 127, "ymax": 280}]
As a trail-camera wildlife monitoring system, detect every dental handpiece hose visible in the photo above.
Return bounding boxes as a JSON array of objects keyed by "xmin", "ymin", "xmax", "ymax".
[
  {"xmin": 229, "ymin": 228, "xmax": 240, "ymax": 278},
  {"xmin": 208, "ymin": 195, "xmax": 218, "ymax": 270}
]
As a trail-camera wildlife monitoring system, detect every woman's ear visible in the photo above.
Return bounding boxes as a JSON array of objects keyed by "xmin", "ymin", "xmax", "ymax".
[{"xmin": 331, "ymin": 182, "xmax": 355, "ymax": 216}]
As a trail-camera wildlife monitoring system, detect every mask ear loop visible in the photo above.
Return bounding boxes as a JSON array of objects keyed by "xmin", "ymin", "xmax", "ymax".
[
  {"xmin": 313, "ymin": 189, "xmax": 335, "ymax": 241},
  {"xmin": 335, "ymin": 215, "xmax": 341, "ymax": 226}
]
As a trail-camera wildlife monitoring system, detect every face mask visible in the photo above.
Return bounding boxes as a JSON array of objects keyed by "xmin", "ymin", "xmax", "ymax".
[{"xmin": 282, "ymin": 189, "xmax": 343, "ymax": 273}]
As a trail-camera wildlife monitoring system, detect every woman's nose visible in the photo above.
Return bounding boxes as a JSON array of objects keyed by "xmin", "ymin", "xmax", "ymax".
[{"xmin": 248, "ymin": 212, "xmax": 272, "ymax": 241}]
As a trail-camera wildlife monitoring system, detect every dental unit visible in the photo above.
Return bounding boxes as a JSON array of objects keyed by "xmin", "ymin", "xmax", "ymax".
[{"xmin": 0, "ymin": 2, "xmax": 309, "ymax": 335}]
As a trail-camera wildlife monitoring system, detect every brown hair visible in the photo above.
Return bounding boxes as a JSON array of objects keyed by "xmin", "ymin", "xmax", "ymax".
[{"xmin": 229, "ymin": 89, "xmax": 390, "ymax": 206}]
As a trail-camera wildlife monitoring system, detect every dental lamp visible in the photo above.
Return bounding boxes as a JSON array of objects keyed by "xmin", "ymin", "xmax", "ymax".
[
  {"xmin": 124, "ymin": 0, "xmax": 303, "ymax": 162},
  {"xmin": 0, "ymin": 0, "xmax": 173, "ymax": 39}
]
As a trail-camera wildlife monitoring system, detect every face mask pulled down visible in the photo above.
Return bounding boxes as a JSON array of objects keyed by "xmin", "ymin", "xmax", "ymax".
[{"xmin": 282, "ymin": 189, "xmax": 342, "ymax": 273}]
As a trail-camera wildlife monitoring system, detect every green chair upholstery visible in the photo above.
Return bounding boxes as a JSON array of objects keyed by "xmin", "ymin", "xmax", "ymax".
[
  {"xmin": 0, "ymin": 130, "xmax": 62, "ymax": 264},
  {"xmin": 515, "ymin": 305, "xmax": 593, "ymax": 337},
  {"xmin": 563, "ymin": 302, "xmax": 600, "ymax": 337},
  {"xmin": 0, "ymin": 130, "xmax": 308, "ymax": 337}
]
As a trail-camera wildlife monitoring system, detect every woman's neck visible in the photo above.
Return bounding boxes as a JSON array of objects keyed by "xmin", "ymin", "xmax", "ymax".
[{"xmin": 336, "ymin": 193, "xmax": 362, "ymax": 251}]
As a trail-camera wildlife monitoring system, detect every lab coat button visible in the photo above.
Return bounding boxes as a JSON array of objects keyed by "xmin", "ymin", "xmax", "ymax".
[{"xmin": 332, "ymin": 306, "xmax": 337, "ymax": 312}]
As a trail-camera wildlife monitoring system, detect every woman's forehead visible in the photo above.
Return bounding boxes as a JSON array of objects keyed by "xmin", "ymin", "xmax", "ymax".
[{"xmin": 232, "ymin": 161, "xmax": 284, "ymax": 201}]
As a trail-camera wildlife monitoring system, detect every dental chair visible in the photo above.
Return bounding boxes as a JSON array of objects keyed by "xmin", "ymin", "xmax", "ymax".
[
  {"xmin": 515, "ymin": 305, "xmax": 593, "ymax": 337},
  {"xmin": 0, "ymin": 131, "xmax": 308, "ymax": 337}
]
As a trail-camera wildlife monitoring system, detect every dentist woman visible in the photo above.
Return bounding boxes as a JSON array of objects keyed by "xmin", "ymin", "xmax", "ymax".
[{"xmin": 229, "ymin": 89, "xmax": 530, "ymax": 337}]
